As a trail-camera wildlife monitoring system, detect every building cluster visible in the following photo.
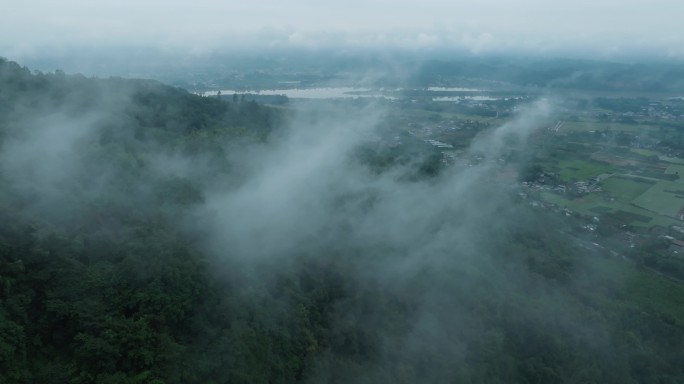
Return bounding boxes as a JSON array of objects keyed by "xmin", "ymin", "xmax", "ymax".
[
  {"xmin": 588, "ymin": 101, "xmax": 683, "ymax": 121},
  {"xmin": 424, "ymin": 139, "xmax": 453, "ymax": 149},
  {"xmin": 573, "ymin": 180, "xmax": 603, "ymax": 195}
]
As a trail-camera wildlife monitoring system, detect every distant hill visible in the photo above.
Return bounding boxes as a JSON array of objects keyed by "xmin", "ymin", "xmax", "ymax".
[
  {"xmin": 413, "ymin": 57, "xmax": 684, "ymax": 93},
  {"xmin": 16, "ymin": 49, "xmax": 684, "ymax": 93}
]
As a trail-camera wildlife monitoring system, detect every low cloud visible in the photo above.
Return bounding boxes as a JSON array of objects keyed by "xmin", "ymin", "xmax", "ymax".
[{"xmin": 2, "ymin": 1, "xmax": 684, "ymax": 60}]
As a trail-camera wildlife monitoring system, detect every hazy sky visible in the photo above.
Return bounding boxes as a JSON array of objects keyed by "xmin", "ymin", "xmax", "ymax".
[{"xmin": 2, "ymin": 0, "xmax": 683, "ymax": 59}]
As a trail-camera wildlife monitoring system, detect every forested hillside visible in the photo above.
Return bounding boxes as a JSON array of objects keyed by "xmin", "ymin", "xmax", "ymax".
[{"xmin": 1, "ymin": 59, "xmax": 684, "ymax": 383}]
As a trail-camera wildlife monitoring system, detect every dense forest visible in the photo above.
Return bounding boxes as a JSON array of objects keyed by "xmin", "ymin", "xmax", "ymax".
[{"xmin": 1, "ymin": 58, "xmax": 684, "ymax": 383}]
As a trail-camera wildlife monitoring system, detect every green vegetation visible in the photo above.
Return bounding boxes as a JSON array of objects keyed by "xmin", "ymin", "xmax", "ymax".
[
  {"xmin": 582, "ymin": 255, "xmax": 684, "ymax": 322},
  {"xmin": 661, "ymin": 156, "xmax": 684, "ymax": 165},
  {"xmin": 665, "ymin": 164, "xmax": 684, "ymax": 182},
  {"xmin": 632, "ymin": 181, "xmax": 684, "ymax": 218},
  {"xmin": 2, "ymin": 59, "xmax": 684, "ymax": 383},
  {"xmin": 540, "ymin": 191, "xmax": 606, "ymax": 216},
  {"xmin": 601, "ymin": 176, "xmax": 654, "ymax": 201},
  {"xmin": 631, "ymin": 148, "xmax": 661, "ymax": 157},
  {"xmin": 556, "ymin": 159, "xmax": 612, "ymax": 181},
  {"xmin": 414, "ymin": 58, "xmax": 684, "ymax": 93}
]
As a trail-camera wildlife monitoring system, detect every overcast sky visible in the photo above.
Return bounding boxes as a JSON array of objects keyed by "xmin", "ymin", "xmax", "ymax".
[{"xmin": 2, "ymin": 0, "xmax": 683, "ymax": 59}]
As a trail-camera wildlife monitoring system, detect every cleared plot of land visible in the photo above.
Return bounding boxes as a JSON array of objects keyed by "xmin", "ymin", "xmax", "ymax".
[
  {"xmin": 601, "ymin": 176, "xmax": 655, "ymax": 201},
  {"xmin": 632, "ymin": 181, "xmax": 684, "ymax": 218}
]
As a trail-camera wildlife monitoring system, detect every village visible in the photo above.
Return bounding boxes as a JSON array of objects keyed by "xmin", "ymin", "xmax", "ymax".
[{"xmin": 377, "ymin": 93, "xmax": 684, "ymax": 281}]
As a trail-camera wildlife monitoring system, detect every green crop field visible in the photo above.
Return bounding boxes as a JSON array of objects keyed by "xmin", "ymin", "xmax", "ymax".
[
  {"xmin": 540, "ymin": 184, "xmax": 680, "ymax": 227},
  {"xmin": 631, "ymin": 148, "xmax": 662, "ymax": 157},
  {"xmin": 539, "ymin": 191, "xmax": 602, "ymax": 216},
  {"xmin": 601, "ymin": 176, "xmax": 655, "ymax": 201},
  {"xmin": 557, "ymin": 159, "xmax": 613, "ymax": 181},
  {"xmin": 557, "ymin": 121, "xmax": 595, "ymax": 132},
  {"xmin": 661, "ymin": 156, "xmax": 684, "ymax": 165},
  {"xmin": 632, "ymin": 181, "xmax": 684, "ymax": 218},
  {"xmin": 613, "ymin": 203, "xmax": 678, "ymax": 227}
]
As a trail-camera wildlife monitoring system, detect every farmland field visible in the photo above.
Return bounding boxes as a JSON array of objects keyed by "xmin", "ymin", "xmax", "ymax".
[
  {"xmin": 661, "ymin": 156, "xmax": 684, "ymax": 165},
  {"xmin": 632, "ymin": 181, "xmax": 684, "ymax": 218},
  {"xmin": 601, "ymin": 176, "xmax": 655, "ymax": 201},
  {"xmin": 540, "ymin": 183, "xmax": 681, "ymax": 227},
  {"xmin": 665, "ymin": 164, "xmax": 684, "ymax": 182},
  {"xmin": 631, "ymin": 148, "xmax": 662, "ymax": 157},
  {"xmin": 556, "ymin": 159, "xmax": 613, "ymax": 181}
]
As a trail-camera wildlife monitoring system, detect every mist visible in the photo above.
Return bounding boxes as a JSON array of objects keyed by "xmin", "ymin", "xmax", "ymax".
[
  {"xmin": 3, "ymin": 0, "xmax": 684, "ymax": 61},
  {"xmin": 2, "ymin": 81, "xmax": 562, "ymax": 381},
  {"xmin": 169, "ymin": 95, "xmax": 623, "ymax": 382},
  {"xmin": 2, "ymin": 47, "xmax": 684, "ymax": 382}
]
